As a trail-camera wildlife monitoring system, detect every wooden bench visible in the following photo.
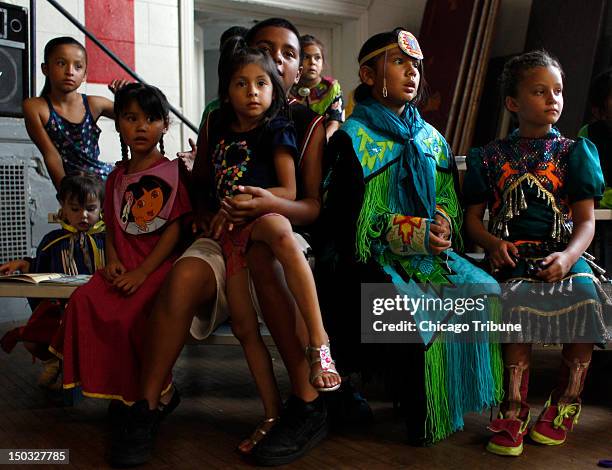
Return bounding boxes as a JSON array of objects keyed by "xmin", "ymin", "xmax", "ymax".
[{"xmin": 0, "ymin": 282, "xmax": 270, "ymax": 346}]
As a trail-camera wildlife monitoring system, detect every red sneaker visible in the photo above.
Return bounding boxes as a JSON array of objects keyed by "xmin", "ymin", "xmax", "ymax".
[
  {"xmin": 529, "ymin": 397, "xmax": 580, "ymax": 446},
  {"xmin": 486, "ymin": 412, "xmax": 530, "ymax": 456}
]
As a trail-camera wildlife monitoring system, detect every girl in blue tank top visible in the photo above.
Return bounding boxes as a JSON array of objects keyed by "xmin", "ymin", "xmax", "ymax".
[{"xmin": 23, "ymin": 37, "xmax": 119, "ymax": 189}]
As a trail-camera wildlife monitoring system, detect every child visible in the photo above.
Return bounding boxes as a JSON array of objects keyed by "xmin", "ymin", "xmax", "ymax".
[
  {"xmin": 464, "ymin": 50, "xmax": 608, "ymax": 456},
  {"xmin": 578, "ymin": 69, "xmax": 612, "ymax": 204},
  {"xmin": 290, "ymin": 34, "xmax": 344, "ymax": 140},
  {"xmin": 319, "ymin": 28, "xmax": 502, "ymax": 445},
  {"xmin": 196, "ymin": 37, "xmax": 341, "ymax": 454},
  {"xmin": 23, "ymin": 37, "xmax": 115, "ymax": 189},
  {"xmin": 50, "ymin": 83, "xmax": 191, "ymax": 408},
  {"xmin": 0, "ymin": 174, "xmax": 105, "ymax": 388}
]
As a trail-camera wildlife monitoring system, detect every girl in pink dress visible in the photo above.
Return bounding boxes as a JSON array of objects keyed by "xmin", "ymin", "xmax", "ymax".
[{"xmin": 51, "ymin": 83, "xmax": 191, "ymax": 406}]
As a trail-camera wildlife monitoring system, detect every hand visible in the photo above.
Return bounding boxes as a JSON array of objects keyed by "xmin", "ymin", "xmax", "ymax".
[
  {"xmin": 220, "ymin": 185, "xmax": 275, "ymax": 223},
  {"xmin": 432, "ymin": 214, "xmax": 451, "ymax": 240},
  {"xmin": 103, "ymin": 260, "xmax": 126, "ymax": 282},
  {"xmin": 113, "ymin": 268, "xmax": 147, "ymax": 295},
  {"xmin": 108, "ymin": 79, "xmax": 131, "ymax": 94},
  {"xmin": 537, "ymin": 251, "xmax": 574, "ymax": 282},
  {"xmin": 204, "ymin": 211, "xmax": 228, "ymax": 240},
  {"xmin": 177, "ymin": 138, "xmax": 197, "ymax": 171},
  {"xmin": 428, "ymin": 231, "xmax": 452, "ymax": 255},
  {"xmin": 0, "ymin": 259, "xmax": 30, "ymax": 275},
  {"xmin": 487, "ymin": 239, "xmax": 519, "ymax": 269}
]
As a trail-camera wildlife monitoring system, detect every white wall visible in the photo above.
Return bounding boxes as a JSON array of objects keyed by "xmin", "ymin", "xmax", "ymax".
[{"xmin": 367, "ymin": 0, "xmax": 427, "ymax": 36}]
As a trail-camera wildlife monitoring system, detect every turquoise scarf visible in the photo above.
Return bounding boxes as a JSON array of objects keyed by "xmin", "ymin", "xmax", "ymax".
[{"xmin": 350, "ymin": 98, "xmax": 436, "ymax": 219}]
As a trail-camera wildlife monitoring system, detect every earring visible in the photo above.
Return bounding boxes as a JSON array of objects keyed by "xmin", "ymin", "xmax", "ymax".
[{"xmin": 382, "ymin": 49, "xmax": 389, "ymax": 98}]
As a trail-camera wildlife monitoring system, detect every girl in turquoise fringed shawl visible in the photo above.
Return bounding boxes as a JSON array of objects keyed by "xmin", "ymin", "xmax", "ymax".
[
  {"xmin": 464, "ymin": 51, "xmax": 608, "ymax": 458},
  {"xmin": 316, "ymin": 28, "xmax": 502, "ymax": 446}
]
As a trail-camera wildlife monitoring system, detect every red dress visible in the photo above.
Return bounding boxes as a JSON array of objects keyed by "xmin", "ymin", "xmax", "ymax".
[{"xmin": 52, "ymin": 158, "xmax": 191, "ymax": 403}]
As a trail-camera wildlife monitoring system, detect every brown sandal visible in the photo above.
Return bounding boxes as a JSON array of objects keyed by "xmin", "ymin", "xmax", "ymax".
[{"xmin": 237, "ymin": 416, "xmax": 279, "ymax": 455}]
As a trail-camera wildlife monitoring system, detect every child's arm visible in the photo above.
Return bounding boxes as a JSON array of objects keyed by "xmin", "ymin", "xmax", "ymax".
[
  {"xmin": 103, "ymin": 228, "xmax": 126, "ymax": 281},
  {"xmin": 537, "ymin": 198, "xmax": 595, "ymax": 282},
  {"xmin": 0, "ymin": 259, "xmax": 30, "ymax": 275},
  {"xmin": 113, "ymin": 219, "xmax": 182, "ymax": 295},
  {"xmin": 88, "ymin": 96, "xmax": 116, "ymax": 120},
  {"xmin": 22, "ymin": 99, "xmax": 65, "ymax": 189},
  {"xmin": 221, "ymin": 123, "xmax": 326, "ymax": 226},
  {"xmin": 465, "ymin": 202, "xmax": 518, "ymax": 268},
  {"xmin": 267, "ymin": 146, "xmax": 297, "ymax": 201}
]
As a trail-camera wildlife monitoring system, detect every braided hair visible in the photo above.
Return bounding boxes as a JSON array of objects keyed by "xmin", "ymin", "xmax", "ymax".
[{"xmin": 114, "ymin": 83, "xmax": 170, "ymax": 160}]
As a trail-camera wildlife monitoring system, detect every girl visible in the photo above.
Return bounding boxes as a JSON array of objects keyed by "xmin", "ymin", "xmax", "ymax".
[
  {"xmin": 195, "ymin": 36, "xmax": 340, "ymax": 453},
  {"xmin": 464, "ymin": 51, "xmax": 608, "ymax": 456},
  {"xmin": 23, "ymin": 37, "xmax": 115, "ymax": 189},
  {"xmin": 290, "ymin": 34, "xmax": 344, "ymax": 140},
  {"xmin": 319, "ymin": 28, "xmax": 502, "ymax": 445},
  {"xmin": 50, "ymin": 83, "xmax": 191, "ymax": 408},
  {"xmin": 0, "ymin": 174, "xmax": 105, "ymax": 389},
  {"xmin": 110, "ymin": 18, "xmax": 330, "ymax": 468}
]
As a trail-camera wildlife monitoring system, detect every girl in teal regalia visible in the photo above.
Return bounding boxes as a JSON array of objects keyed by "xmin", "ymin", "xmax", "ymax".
[
  {"xmin": 318, "ymin": 28, "xmax": 502, "ymax": 445},
  {"xmin": 464, "ymin": 51, "xmax": 609, "ymax": 457}
]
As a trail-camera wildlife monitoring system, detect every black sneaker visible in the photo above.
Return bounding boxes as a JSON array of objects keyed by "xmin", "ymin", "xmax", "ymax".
[
  {"xmin": 108, "ymin": 400, "xmax": 160, "ymax": 467},
  {"xmin": 252, "ymin": 395, "xmax": 328, "ymax": 466},
  {"xmin": 107, "ymin": 400, "xmax": 130, "ymax": 431}
]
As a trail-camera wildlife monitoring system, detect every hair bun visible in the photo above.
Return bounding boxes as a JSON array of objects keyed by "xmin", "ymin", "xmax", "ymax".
[{"xmin": 220, "ymin": 35, "xmax": 248, "ymax": 58}]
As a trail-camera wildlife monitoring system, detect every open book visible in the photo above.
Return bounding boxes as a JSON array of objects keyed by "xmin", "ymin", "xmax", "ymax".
[{"xmin": 0, "ymin": 273, "xmax": 92, "ymax": 285}]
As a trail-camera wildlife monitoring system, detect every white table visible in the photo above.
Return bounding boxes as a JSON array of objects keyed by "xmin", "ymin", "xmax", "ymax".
[{"xmin": 0, "ymin": 283, "xmax": 77, "ymax": 298}]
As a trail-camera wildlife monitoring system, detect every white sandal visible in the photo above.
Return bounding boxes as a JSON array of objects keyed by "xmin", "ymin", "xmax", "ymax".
[{"xmin": 306, "ymin": 344, "xmax": 341, "ymax": 392}]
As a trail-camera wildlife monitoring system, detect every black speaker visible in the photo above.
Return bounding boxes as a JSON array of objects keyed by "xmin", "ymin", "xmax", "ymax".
[{"xmin": 0, "ymin": 2, "xmax": 28, "ymax": 117}]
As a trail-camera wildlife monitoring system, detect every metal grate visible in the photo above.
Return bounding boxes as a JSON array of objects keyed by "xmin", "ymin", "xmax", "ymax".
[{"xmin": 0, "ymin": 158, "xmax": 30, "ymax": 263}]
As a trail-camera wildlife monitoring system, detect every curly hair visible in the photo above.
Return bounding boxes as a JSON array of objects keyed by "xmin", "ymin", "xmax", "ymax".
[{"xmin": 500, "ymin": 50, "xmax": 564, "ymax": 99}]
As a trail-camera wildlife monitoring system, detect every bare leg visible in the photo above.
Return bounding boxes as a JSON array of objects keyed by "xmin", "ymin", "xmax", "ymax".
[
  {"xmin": 227, "ymin": 268, "xmax": 282, "ymax": 453},
  {"xmin": 561, "ymin": 343, "xmax": 593, "ymax": 363},
  {"xmin": 140, "ymin": 257, "xmax": 217, "ymax": 409},
  {"xmin": 247, "ymin": 242, "xmax": 318, "ymax": 402},
  {"xmin": 503, "ymin": 343, "xmax": 532, "ymax": 366},
  {"xmin": 250, "ymin": 216, "xmax": 340, "ymax": 390}
]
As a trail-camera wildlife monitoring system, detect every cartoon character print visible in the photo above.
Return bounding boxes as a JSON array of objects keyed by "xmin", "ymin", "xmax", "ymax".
[{"xmin": 121, "ymin": 175, "xmax": 172, "ymax": 234}]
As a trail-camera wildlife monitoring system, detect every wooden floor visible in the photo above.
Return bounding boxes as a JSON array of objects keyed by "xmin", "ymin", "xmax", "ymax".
[{"xmin": 1, "ymin": 321, "xmax": 611, "ymax": 469}]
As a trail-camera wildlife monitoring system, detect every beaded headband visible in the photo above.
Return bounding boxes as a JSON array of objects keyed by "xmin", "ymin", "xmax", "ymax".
[{"xmin": 358, "ymin": 30, "xmax": 423, "ymax": 67}]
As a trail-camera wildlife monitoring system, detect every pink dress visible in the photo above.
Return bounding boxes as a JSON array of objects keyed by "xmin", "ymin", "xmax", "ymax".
[{"xmin": 52, "ymin": 158, "xmax": 191, "ymax": 403}]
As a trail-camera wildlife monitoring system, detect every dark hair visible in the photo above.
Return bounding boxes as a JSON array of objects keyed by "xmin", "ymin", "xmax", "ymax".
[
  {"xmin": 217, "ymin": 36, "xmax": 287, "ymax": 127},
  {"xmin": 245, "ymin": 18, "xmax": 303, "ymax": 61},
  {"xmin": 588, "ymin": 68, "xmax": 612, "ymax": 114},
  {"xmin": 301, "ymin": 34, "xmax": 325, "ymax": 63},
  {"xmin": 219, "ymin": 26, "xmax": 249, "ymax": 52},
  {"xmin": 113, "ymin": 83, "xmax": 170, "ymax": 161},
  {"xmin": 355, "ymin": 28, "xmax": 427, "ymax": 106},
  {"xmin": 123, "ymin": 175, "xmax": 171, "ymax": 223},
  {"xmin": 40, "ymin": 37, "xmax": 87, "ymax": 97},
  {"xmin": 500, "ymin": 50, "xmax": 564, "ymax": 99},
  {"xmin": 57, "ymin": 173, "xmax": 105, "ymax": 206}
]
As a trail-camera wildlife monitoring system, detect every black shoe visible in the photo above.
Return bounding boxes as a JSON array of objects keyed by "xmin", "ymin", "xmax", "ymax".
[
  {"xmin": 158, "ymin": 387, "xmax": 181, "ymax": 420},
  {"xmin": 252, "ymin": 395, "xmax": 328, "ymax": 466},
  {"xmin": 108, "ymin": 400, "xmax": 160, "ymax": 467},
  {"xmin": 107, "ymin": 400, "xmax": 130, "ymax": 431}
]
